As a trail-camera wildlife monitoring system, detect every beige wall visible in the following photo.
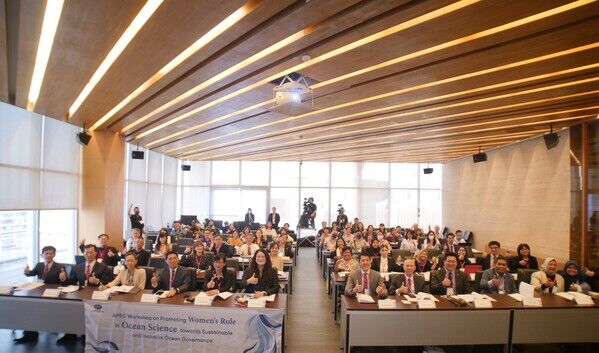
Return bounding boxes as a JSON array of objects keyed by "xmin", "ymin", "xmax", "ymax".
[
  {"xmin": 442, "ymin": 130, "xmax": 571, "ymax": 262},
  {"xmin": 79, "ymin": 130, "xmax": 125, "ymax": 250}
]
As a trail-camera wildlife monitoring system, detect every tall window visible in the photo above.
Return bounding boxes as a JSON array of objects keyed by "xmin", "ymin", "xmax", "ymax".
[
  {"xmin": 0, "ymin": 102, "xmax": 80, "ymax": 282},
  {"xmin": 178, "ymin": 160, "xmax": 442, "ymax": 229}
]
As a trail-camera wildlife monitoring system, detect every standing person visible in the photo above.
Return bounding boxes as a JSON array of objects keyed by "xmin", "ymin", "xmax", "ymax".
[
  {"xmin": 245, "ymin": 208, "xmax": 255, "ymax": 227},
  {"xmin": 336, "ymin": 207, "xmax": 348, "ymax": 230},
  {"xmin": 79, "ymin": 233, "xmax": 120, "ymax": 266},
  {"xmin": 267, "ymin": 207, "xmax": 281, "ymax": 230},
  {"xmin": 17, "ymin": 246, "xmax": 66, "ymax": 343},
  {"xmin": 128, "ymin": 204, "xmax": 144, "ymax": 232},
  {"xmin": 305, "ymin": 197, "xmax": 317, "ymax": 228}
]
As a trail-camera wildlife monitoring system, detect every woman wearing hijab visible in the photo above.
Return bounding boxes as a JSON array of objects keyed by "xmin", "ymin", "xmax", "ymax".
[
  {"xmin": 562, "ymin": 260, "xmax": 592, "ymax": 293},
  {"xmin": 531, "ymin": 257, "xmax": 564, "ymax": 293}
]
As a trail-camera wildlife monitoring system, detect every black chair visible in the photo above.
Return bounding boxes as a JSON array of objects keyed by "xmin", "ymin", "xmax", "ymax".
[
  {"xmin": 463, "ymin": 230, "xmax": 473, "ymax": 244},
  {"xmin": 183, "ymin": 267, "xmax": 196, "ymax": 291},
  {"xmin": 175, "ymin": 245, "xmax": 188, "ymax": 255},
  {"xmin": 144, "ymin": 240, "xmax": 154, "ymax": 251},
  {"xmin": 74, "ymin": 255, "xmax": 85, "ymax": 265},
  {"xmin": 517, "ymin": 269, "xmax": 536, "ymax": 285},
  {"xmin": 148, "ymin": 257, "xmax": 168, "ymax": 270},
  {"xmin": 250, "ymin": 223, "xmax": 261, "ymax": 231},
  {"xmin": 105, "ymin": 266, "xmax": 116, "ymax": 283},
  {"xmin": 140, "ymin": 266, "xmax": 157, "ymax": 290},
  {"xmin": 474, "ymin": 271, "xmax": 484, "ymax": 293}
]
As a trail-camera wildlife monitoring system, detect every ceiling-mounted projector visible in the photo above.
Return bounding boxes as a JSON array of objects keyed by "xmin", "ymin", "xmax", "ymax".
[{"xmin": 273, "ymin": 74, "xmax": 312, "ymax": 106}]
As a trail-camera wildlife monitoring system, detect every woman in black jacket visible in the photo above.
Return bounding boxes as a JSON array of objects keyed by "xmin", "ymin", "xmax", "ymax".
[
  {"xmin": 509, "ymin": 243, "xmax": 539, "ymax": 272},
  {"xmin": 202, "ymin": 254, "xmax": 235, "ymax": 294},
  {"xmin": 242, "ymin": 249, "xmax": 279, "ymax": 297}
]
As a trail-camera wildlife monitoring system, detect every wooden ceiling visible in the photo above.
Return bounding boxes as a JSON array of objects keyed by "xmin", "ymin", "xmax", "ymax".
[{"xmin": 2, "ymin": 0, "xmax": 599, "ymax": 163}]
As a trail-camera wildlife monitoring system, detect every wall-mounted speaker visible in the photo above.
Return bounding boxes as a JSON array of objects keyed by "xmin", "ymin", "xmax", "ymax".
[
  {"xmin": 472, "ymin": 152, "xmax": 487, "ymax": 163},
  {"xmin": 181, "ymin": 165, "xmax": 191, "ymax": 171},
  {"xmin": 423, "ymin": 167, "xmax": 433, "ymax": 174},
  {"xmin": 131, "ymin": 151, "xmax": 145, "ymax": 159},
  {"xmin": 77, "ymin": 131, "xmax": 92, "ymax": 146},
  {"xmin": 543, "ymin": 132, "xmax": 559, "ymax": 150}
]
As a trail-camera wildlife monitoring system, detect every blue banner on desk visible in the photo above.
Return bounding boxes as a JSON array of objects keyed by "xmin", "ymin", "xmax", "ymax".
[{"xmin": 84, "ymin": 301, "xmax": 283, "ymax": 353}]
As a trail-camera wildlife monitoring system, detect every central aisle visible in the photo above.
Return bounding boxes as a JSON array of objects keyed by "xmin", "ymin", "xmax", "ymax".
[{"xmin": 286, "ymin": 247, "xmax": 339, "ymax": 353}]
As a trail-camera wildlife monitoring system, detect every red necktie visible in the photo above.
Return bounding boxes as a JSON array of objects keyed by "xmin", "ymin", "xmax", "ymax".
[
  {"xmin": 85, "ymin": 264, "xmax": 92, "ymax": 278},
  {"xmin": 362, "ymin": 272, "xmax": 369, "ymax": 293},
  {"xmin": 407, "ymin": 277, "xmax": 413, "ymax": 294},
  {"xmin": 42, "ymin": 264, "xmax": 50, "ymax": 280}
]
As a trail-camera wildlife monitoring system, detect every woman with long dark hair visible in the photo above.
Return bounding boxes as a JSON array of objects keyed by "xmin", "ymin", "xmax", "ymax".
[{"xmin": 242, "ymin": 249, "xmax": 279, "ymax": 297}]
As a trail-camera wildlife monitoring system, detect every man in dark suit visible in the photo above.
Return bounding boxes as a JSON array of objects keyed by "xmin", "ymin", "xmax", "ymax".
[
  {"xmin": 79, "ymin": 233, "xmax": 120, "ymax": 266},
  {"xmin": 480, "ymin": 257, "xmax": 517, "ymax": 294},
  {"xmin": 267, "ymin": 207, "xmax": 281, "ymax": 230},
  {"xmin": 64, "ymin": 244, "xmax": 109, "ymax": 287},
  {"xmin": 129, "ymin": 237, "xmax": 150, "ymax": 267},
  {"xmin": 482, "ymin": 240, "xmax": 502, "ymax": 270},
  {"xmin": 430, "ymin": 252, "xmax": 468, "ymax": 295},
  {"xmin": 344, "ymin": 253, "xmax": 388, "ymax": 297},
  {"xmin": 17, "ymin": 246, "xmax": 66, "ymax": 343},
  {"xmin": 441, "ymin": 233, "xmax": 459, "ymax": 256},
  {"xmin": 210, "ymin": 234, "xmax": 234, "ymax": 258},
  {"xmin": 389, "ymin": 258, "xmax": 428, "ymax": 295},
  {"xmin": 151, "ymin": 251, "xmax": 192, "ymax": 298}
]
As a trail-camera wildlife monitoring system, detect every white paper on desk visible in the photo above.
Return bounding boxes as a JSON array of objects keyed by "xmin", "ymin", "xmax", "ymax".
[
  {"xmin": 91, "ymin": 290, "xmax": 110, "ymax": 301},
  {"xmin": 452, "ymin": 294, "xmax": 474, "ymax": 303},
  {"xmin": 471, "ymin": 292, "xmax": 496, "ymax": 302},
  {"xmin": 556, "ymin": 292, "xmax": 575, "ymax": 301},
  {"xmin": 42, "ymin": 289, "xmax": 61, "ymax": 298},
  {"xmin": 194, "ymin": 293, "xmax": 214, "ymax": 306},
  {"xmin": 588, "ymin": 291, "xmax": 599, "ymax": 299},
  {"xmin": 417, "ymin": 299, "xmax": 436, "ymax": 309},
  {"xmin": 509, "ymin": 293, "xmax": 524, "ymax": 302},
  {"xmin": 378, "ymin": 299, "xmax": 397, "ymax": 309},
  {"xmin": 474, "ymin": 298, "xmax": 493, "ymax": 308},
  {"xmin": 217, "ymin": 291, "xmax": 233, "ymax": 300},
  {"xmin": 416, "ymin": 292, "xmax": 439, "ymax": 302},
  {"xmin": 158, "ymin": 292, "xmax": 170, "ymax": 299},
  {"xmin": 0, "ymin": 285, "xmax": 14, "ymax": 294},
  {"xmin": 15, "ymin": 282, "xmax": 44, "ymax": 291},
  {"xmin": 519, "ymin": 281, "xmax": 535, "ymax": 300},
  {"xmin": 114, "ymin": 285, "xmax": 137, "ymax": 293},
  {"xmin": 58, "ymin": 285, "xmax": 80, "ymax": 293},
  {"xmin": 574, "ymin": 295, "xmax": 594, "ymax": 305},
  {"xmin": 263, "ymin": 294, "xmax": 277, "ymax": 302},
  {"xmin": 523, "ymin": 297, "xmax": 542, "ymax": 307},
  {"xmin": 140, "ymin": 294, "xmax": 159, "ymax": 303},
  {"xmin": 356, "ymin": 293, "xmax": 375, "ymax": 303},
  {"xmin": 247, "ymin": 298, "xmax": 266, "ymax": 308}
]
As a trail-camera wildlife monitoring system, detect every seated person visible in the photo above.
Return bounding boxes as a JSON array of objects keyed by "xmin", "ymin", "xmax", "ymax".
[
  {"xmin": 154, "ymin": 233, "xmax": 172, "ymax": 255},
  {"xmin": 414, "ymin": 249, "xmax": 438, "ymax": 273},
  {"xmin": 203, "ymin": 254, "xmax": 236, "ymax": 294},
  {"xmin": 372, "ymin": 244, "xmax": 401, "ymax": 273},
  {"xmin": 124, "ymin": 227, "xmax": 143, "ymax": 252},
  {"xmin": 344, "ymin": 253, "xmax": 387, "ymax": 298},
  {"xmin": 480, "ymin": 257, "xmax": 517, "ymax": 294},
  {"xmin": 240, "ymin": 235, "xmax": 260, "ymax": 256},
  {"xmin": 242, "ymin": 249, "xmax": 279, "ymax": 297},
  {"xmin": 482, "ymin": 240, "xmax": 502, "ymax": 270},
  {"xmin": 333, "ymin": 238, "xmax": 346, "ymax": 258},
  {"xmin": 456, "ymin": 247, "xmax": 472, "ymax": 269},
  {"xmin": 199, "ymin": 229, "xmax": 213, "ymax": 250},
  {"xmin": 79, "ymin": 233, "xmax": 119, "ymax": 266},
  {"xmin": 389, "ymin": 258, "xmax": 428, "ymax": 295},
  {"xmin": 400, "ymin": 230, "xmax": 418, "ymax": 253},
  {"xmin": 342, "ymin": 227, "xmax": 354, "ymax": 245},
  {"xmin": 531, "ymin": 257, "xmax": 564, "ymax": 293},
  {"xmin": 180, "ymin": 241, "xmax": 212, "ymax": 273},
  {"xmin": 350, "ymin": 232, "xmax": 368, "ymax": 252},
  {"xmin": 269, "ymin": 242, "xmax": 285, "ymax": 272},
  {"xmin": 64, "ymin": 244, "xmax": 109, "ymax": 287},
  {"xmin": 322, "ymin": 228, "xmax": 337, "ymax": 252},
  {"xmin": 366, "ymin": 239, "xmax": 382, "ymax": 257},
  {"xmin": 334, "ymin": 246, "xmax": 359, "ymax": 273},
  {"xmin": 277, "ymin": 233, "xmax": 294, "ymax": 258},
  {"xmin": 441, "ymin": 233, "xmax": 460, "ymax": 255},
  {"xmin": 227, "ymin": 230, "xmax": 243, "ymax": 248},
  {"xmin": 254, "ymin": 229, "xmax": 269, "ymax": 249},
  {"xmin": 150, "ymin": 251, "xmax": 192, "ymax": 298},
  {"xmin": 17, "ymin": 246, "xmax": 66, "ymax": 343},
  {"xmin": 262, "ymin": 222, "xmax": 277, "ymax": 239},
  {"xmin": 455, "ymin": 229, "xmax": 466, "ymax": 243},
  {"xmin": 563, "ymin": 260, "xmax": 594, "ymax": 293},
  {"xmin": 421, "ymin": 231, "xmax": 440, "ymax": 251},
  {"xmin": 430, "ymin": 252, "xmax": 468, "ymax": 295},
  {"xmin": 210, "ymin": 234, "xmax": 234, "ymax": 258},
  {"xmin": 509, "ymin": 243, "xmax": 539, "ymax": 272},
  {"xmin": 128, "ymin": 237, "xmax": 150, "ymax": 267},
  {"xmin": 100, "ymin": 251, "xmax": 146, "ymax": 292}
]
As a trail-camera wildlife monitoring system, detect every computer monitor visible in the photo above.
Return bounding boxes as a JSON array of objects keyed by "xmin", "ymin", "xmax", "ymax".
[{"xmin": 180, "ymin": 215, "xmax": 198, "ymax": 226}]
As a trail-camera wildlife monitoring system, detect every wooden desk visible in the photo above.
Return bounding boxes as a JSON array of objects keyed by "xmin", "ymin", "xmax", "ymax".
[
  {"xmin": 340, "ymin": 293, "xmax": 599, "ymax": 353},
  {"xmin": 0, "ymin": 284, "xmax": 287, "ymax": 337}
]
